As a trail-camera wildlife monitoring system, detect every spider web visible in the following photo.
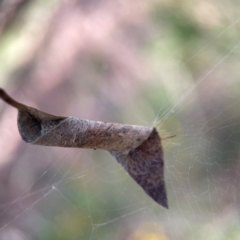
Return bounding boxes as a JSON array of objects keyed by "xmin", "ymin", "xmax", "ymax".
[{"xmin": 0, "ymin": 4, "xmax": 240, "ymax": 240}]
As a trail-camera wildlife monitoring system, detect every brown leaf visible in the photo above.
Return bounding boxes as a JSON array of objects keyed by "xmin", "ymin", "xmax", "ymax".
[
  {"xmin": 0, "ymin": 88, "xmax": 168, "ymax": 208},
  {"xmin": 111, "ymin": 129, "xmax": 168, "ymax": 208}
]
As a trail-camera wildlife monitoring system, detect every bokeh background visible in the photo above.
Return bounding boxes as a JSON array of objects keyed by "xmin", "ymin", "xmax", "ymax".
[{"xmin": 0, "ymin": 0, "xmax": 240, "ymax": 239}]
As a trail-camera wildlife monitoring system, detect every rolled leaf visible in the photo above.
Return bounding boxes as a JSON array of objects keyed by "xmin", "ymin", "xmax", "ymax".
[{"xmin": 0, "ymin": 88, "xmax": 168, "ymax": 208}]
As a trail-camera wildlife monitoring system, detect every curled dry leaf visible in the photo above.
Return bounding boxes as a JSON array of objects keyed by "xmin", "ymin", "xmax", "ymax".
[{"xmin": 0, "ymin": 88, "xmax": 169, "ymax": 208}]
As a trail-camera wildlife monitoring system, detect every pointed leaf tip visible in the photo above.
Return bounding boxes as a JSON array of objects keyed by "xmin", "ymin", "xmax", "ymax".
[{"xmin": 111, "ymin": 128, "xmax": 169, "ymax": 208}]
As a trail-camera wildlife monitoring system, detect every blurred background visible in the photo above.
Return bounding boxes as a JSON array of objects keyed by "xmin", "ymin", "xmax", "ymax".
[{"xmin": 0, "ymin": 0, "xmax": 240, "ymax": 239}]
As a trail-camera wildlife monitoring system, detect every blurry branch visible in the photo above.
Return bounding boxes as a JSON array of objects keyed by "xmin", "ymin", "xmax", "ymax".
[
  {"xmin": 0, "ymin": 88, "xmax": 170, "ymax": 208},
  {"xmin": 0, "ymin": 0, "xmax": 30, "ymax": 36}
]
